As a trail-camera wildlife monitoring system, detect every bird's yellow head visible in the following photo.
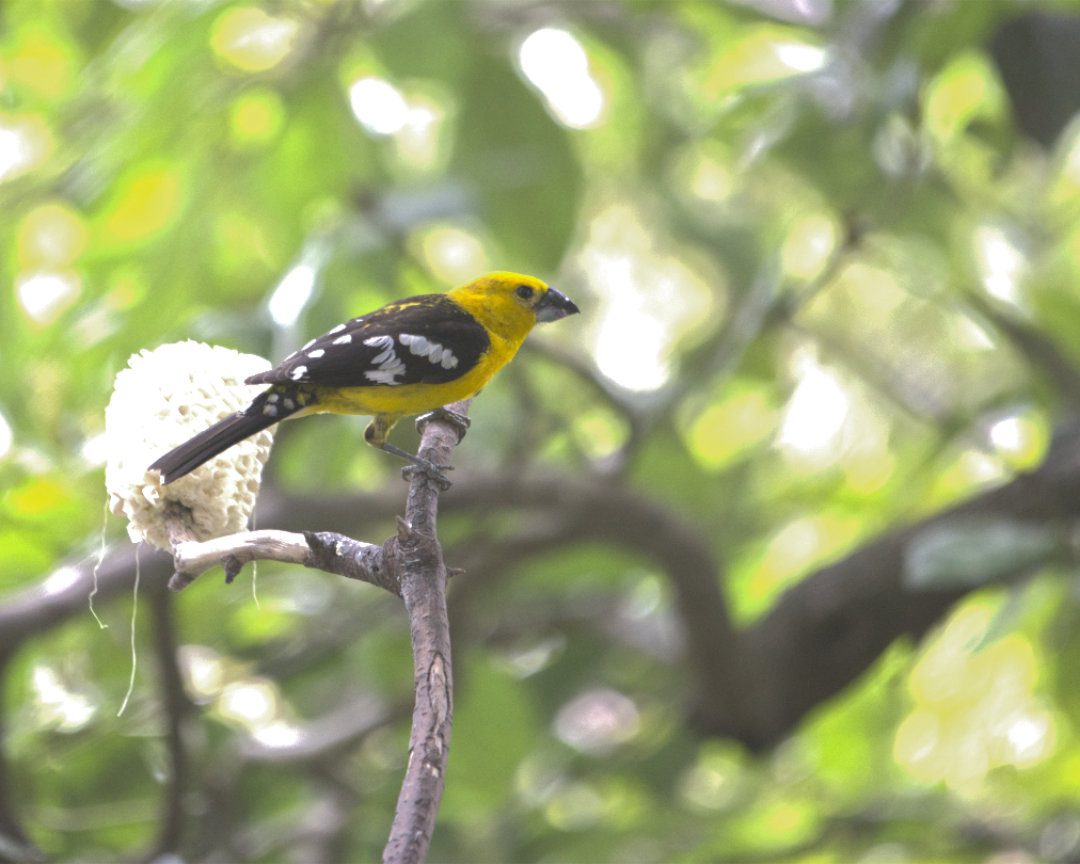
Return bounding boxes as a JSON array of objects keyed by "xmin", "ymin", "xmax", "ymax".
[{"xmin": 448, "ymin": 272, "xmax": 579, "ymax": 345}]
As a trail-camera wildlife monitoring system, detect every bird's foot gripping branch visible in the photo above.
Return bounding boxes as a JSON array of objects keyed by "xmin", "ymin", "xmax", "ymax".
[{"xmin": 388, "ymin": 409, "xmax": 472, "ymax": 490}]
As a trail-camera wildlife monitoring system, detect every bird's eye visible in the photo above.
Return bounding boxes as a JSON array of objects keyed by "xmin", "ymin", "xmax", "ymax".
[{"xmin": 515, "ymin": 284, "xmax": 535, "ymax": 300}]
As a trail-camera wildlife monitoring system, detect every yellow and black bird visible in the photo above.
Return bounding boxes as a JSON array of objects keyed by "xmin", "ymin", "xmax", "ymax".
[{"xmin": 148, "ymin": 272, "xmax": 579, "ymax": 485}]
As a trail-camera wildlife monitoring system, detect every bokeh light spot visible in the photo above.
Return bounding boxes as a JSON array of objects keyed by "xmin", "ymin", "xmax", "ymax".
[
  {"xmin": 41, "ymin": 565, "xmax": 80, "ymax": 596},
  {"xmin": 777, "ymin": 353, "xmax": 850, "ymax": 464},
  {"xmin": 17, "ymin": 201, "xmax": 88, "ymax": 267},
  {"xmin": 686, "ymin": 387, "xmax": 777, "ymax": 470},
  {"xmin": 780, "ymin": 211, "xmax": 840, "ymax": 281},
  {"xmin": 100, "ymin": 163, "xmax": 185, "ymax": 246},
  {"xmin": 268, "ymin": 263, "xmax": 316, "ymax": 327},
  {"xmin": 31, "ymin": 665, "xmax": 95, "ymax": 733},
  {"xmin": 579, "ymin": 202, "xmax": 719, "ymax": 392},
  {"xmin": 229, "ymin": 88, "xmax": 286, "ymax": 147},
  {"xmin": 519, "ymin": 28, "xmax": 605, "ymax": 129},
  {"xmin": 0, "ymin": 114, "xmax": 54, "ymax": 184},
  {"xmin": 252, "ymin": 720, "xmax": 302, "ymax": 748},
  {"xmin": 349, "ymin": 76, "xmax": 409, "ymax": 136},
  {"xmin": 896, "ymin": 600, "xmax": 1055, "ymax": 789},
  {"xmin": 179, "ymin": 645, "xmax": 226, "ymax": 703},
  {"xmin": 0, "ymin": 409, "xmax": 12, "ymax": 460},
  {"xmin": 211, "ymin": 6, "xmax": 303, "ymax": 73},
  {"xmin": 707, "ymin": 28, "xmax": 827, "ymax": 92},
  {"xmin": 554, "ymin": 688, "xmax": 640, "ymax": 755},
  {"xmin": 218, "ymin": 679, "xmax": 278, "ymax": 728},
  {"xmin": 8, "ymin": 27, "xmax": 80, "ymax": 100},
  {"xmin": 544, "ymin": 782, "xmax": 604, "ymax": 831},
  {"xmin": 415, "ymin": 223, "xmax": 490, "ymax": 285},
  {"xmin": 974, "ymin": 224, "xmax": 1026, "ymax": 307},
  {"xmin": 16, "ymin": 269, "xmax": 82, "ymax": 325},
  {"xmin": 924, "ymin": 52, "xmax": 1004, "ymax": 143},
  {"xmin": 987, "ymin": 410, "xmax": 1048, "ymax": 470}
]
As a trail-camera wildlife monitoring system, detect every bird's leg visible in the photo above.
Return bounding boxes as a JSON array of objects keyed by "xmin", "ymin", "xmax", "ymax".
[
  {"xmin": 386, "ymin": 443, "xmax": 453, "ymax": 490},
  {"xmin": 365, "ymin": 415, "xmax": 453, "ymax": 490},
  {"xmin": 415, "ymin": 407, "xmax": 471, "ymax": 443}
]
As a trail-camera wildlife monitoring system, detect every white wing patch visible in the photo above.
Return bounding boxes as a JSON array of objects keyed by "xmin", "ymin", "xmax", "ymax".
[
  {"xmin": 399, "ymin": 333, "xmax": 459, "ymax": 370},
  {"xmin": 363, "ymin": 335, "xmax": 406, "ymax": 384},
  {"xmin": 290, "ymin": 365, "xmax": 308, "ymax": 381}
]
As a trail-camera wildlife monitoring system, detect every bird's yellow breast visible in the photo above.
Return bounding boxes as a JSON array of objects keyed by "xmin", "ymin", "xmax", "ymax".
[{"xmin": 301, "ymin": 344, "xmax": 511, "ymax": 418}]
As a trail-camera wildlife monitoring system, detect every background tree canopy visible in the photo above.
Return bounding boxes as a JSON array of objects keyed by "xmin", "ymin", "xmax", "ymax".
[{"xmin": 4, "ymin": 0, "xmax": 1080, "ymax": 861}]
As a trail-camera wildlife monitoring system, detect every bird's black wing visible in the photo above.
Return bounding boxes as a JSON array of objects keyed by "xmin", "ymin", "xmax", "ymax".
[{"xmin": 247, "ymin": 295, "xmax": 491, "ymax": 389}]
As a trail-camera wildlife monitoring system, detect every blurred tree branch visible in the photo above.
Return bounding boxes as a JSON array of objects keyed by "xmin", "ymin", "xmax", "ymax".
[
  {"xmin": 141, "ymin": 581, "xmax": 191, "ymax": 864},
  {"xmin": 0, "ymin": 650, "xmax": 45, "ymax": 864}
]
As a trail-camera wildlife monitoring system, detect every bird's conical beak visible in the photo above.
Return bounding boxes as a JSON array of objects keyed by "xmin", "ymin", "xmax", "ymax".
[{"xmin": 536, "ymin": 287, "xmax": 580, "ymax": 322}]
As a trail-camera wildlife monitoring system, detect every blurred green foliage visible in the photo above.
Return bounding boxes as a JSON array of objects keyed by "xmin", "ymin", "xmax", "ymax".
[{"xmin": 4, "ymin": 0, "xmax": 1080, "ymax": 861}]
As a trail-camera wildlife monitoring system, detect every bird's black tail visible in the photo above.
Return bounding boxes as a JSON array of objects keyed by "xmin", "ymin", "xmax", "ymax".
[{"xmin": 149, "ymin": 390, "xmax": 292, "ymax": 485}]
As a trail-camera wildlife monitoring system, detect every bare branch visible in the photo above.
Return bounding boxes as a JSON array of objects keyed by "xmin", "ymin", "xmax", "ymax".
[
  {"xmin": 168, "ymin": 528, "xmax": 397, "ymax": 596},
  {"xmin": 172, "ymin": 529, "xmax": 309, "ymax": 582}
]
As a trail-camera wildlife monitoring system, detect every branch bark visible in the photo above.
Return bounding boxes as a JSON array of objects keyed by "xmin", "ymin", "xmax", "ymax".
[{"xmin": 168, "ymin": 527, "xmax": 398, "ymax": 596}]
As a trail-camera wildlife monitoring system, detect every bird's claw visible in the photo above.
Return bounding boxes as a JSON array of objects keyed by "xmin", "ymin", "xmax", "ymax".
[
  {"xmin": 401, "ymin": 458, "xmax": 454, "ymax": 491},
  {"xmin": 416, "ymin": 407, "xmax": 471, "ymax": 443}
]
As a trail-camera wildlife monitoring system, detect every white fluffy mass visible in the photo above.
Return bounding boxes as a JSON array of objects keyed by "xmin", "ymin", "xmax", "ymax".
[{"xmin": 105, "ymin": 341, "xmax": 276, "ymax": 551}]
